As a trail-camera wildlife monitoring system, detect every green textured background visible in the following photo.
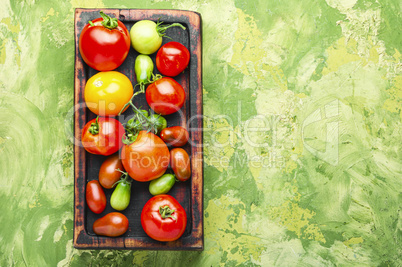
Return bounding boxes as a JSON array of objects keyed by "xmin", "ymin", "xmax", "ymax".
[{"xmin": 0, "ymin": 0, "xmax": 401, "ymax": 266}]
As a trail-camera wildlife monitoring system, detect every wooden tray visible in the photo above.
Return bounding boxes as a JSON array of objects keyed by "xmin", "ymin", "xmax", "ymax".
[{"xmin": 73, "ymin": 8, "xmax": 203, "ymax": 250}]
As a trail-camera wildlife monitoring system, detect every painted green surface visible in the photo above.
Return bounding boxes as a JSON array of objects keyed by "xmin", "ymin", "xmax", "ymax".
[{"xmin": 0, "ymin": 0, "xmax": 401, "ymax": 266}]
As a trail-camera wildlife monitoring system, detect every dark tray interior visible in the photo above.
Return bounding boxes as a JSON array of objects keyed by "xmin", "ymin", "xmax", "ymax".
[{"xmin": 82, "ymin": 12, "xmax": 192, "ymax": 238}]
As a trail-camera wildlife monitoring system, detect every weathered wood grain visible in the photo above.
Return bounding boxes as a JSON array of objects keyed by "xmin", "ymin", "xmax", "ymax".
[{"xmin": 73, "ymin": 8, "xmax": 203, "ymax": 250}]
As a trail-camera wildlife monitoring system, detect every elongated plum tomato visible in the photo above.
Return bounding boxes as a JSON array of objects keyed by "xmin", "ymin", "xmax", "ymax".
[
  {"xmin": 156, "ymin": 42, "xmax": 190, "ymax": 77},
  {"xmin": 79, "ymin": 11, "xmax": 130, "ymax": 71},
  {"xmin": 170, "ymin": 148, "xmax": 191, "ymax": 182},
  {"xmin": 121, "ymin": 131, "xmax": 170, "ymax": 182},
  {"xmin": 99, "ymin": 153, "xmax": 124, "ymax": 189},
  {"xmin": 93, "ymin": 212, "xmax": 129, "ymax": 237},
  {"xmin": 130, "ymin": 20, "xmax": 186, "ymax": 55},
  {"xmin": 160, "ymin": 126, "xmax": 189, "ymax": 147},
  {"xmin": 85, "ymin": 71, "xmax": 133, "ymax": 116},
  {"xmin": 145, "ymin": 77, "xmax": 186, "ymax": 115},
  {"xmin": 141, "ymin": 194, "xmax": 187, "ymax": 242},
  {"xmin": 134, "ymin": 54, "xmax": 154, "ymax": 93},
  {"xmin": 86, "ymin": 180, "xmax": 106, "ymax": 214},
  {"xmin": 135, "ymin": 54, "xmax": 154, "ymax": 85},
  {"xmin": 81, "ymin": 117, "xmax": 125, "ymax": 156}
]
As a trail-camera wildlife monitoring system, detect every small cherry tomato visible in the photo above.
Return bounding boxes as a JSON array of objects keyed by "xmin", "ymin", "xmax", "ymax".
[
  {"xmin": 141, "ymin": 194, "xmax": 187, "ymax": 242},
  {"xmin": 149, "ymin": 174, "xmax": 176, "ymax": 196},
  {"xmin": 93, "ymin": 212, "xmax": 129, "ymax": 237},
  {"xmin": 99, "ymin": 154, "xmax": 124, "ymax": 189},
  {"xmin": 130, "ymin": 20, "xmax": 186, "ymax": 55},
  {"xmin": 156, "ymin": 42, "xmax": 190, "ymax": 77},
  {"xmin": 84, "ymin": 71, "xmax": 133, "ymax": 116},
  {"xmin": 79, "ymin": 11, "xmax": 131, "ymax": 71},
  {"xmin": 145, "ymin": 77, "xmax": 186, "ymax": 115},
  {"xmin": 121, "ymin": 131, "xmax": 170, "ymax": 182},
  {"xmin": 81, "ymin": 117, "xmax": 125, "ymax": 156},
  {"xmin": 170, "ymin": 148, "xmax": 191, "ymax": 182},
  {"xmin": 86, "ymin": 180, "xmax": 106, "ymax": 214},
  {"xmin": 160, "ymin": 126, "xmax": 189, "ymax": 147}
]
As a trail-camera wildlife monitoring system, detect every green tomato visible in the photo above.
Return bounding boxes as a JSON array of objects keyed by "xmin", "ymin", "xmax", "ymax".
[
  {"xmin": 135, "ymin": 54, "xmax": 154, "ymax": 84},
  {"xmin": 149, "ymin": 174, "xmax": 176, "ymax": 196},
  {"xmin": 130, "ymin": 20, "xmax": 161, "ymax": 54},
  {"xmin": 126, "ymin": 117, "xmax": 142, "ymax": 132},
  {"xmin": 139, "ymin": 109, "xmax": 149, "ymax": 118},
  {"xmin": 130, "ymin": 20, "xmax": 186, "ymax": 55},
  {"xmin": 110, "ymin": 180, "xmax": 131, "ymax": 211},
  {"xmin": 149, "ymin": 114, "xmax": 167, "ymax": 134}
]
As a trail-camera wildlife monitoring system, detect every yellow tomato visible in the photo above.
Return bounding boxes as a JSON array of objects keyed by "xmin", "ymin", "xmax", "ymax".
[{"xmin": 84, "ymin": 71, "xmax": 133, "ymax": 116}]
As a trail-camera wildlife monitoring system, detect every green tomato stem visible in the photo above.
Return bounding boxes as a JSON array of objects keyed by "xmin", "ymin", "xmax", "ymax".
[
  {"xmin": 118, "ymin": 100, "xmax": 131, "ymax": 116},
  {"xmin": 156, "ymin": 20, "xmax": 186, "ymax": 37},
  {"xmin": 112, "ymin": 169, "xmax": 132, "ymax": 187},
  {"xmin": 134, "ymin": 73, "xmax": 162, "ymax": 97},
  {"xmin": 100, "ymin": 11, "xmax": 118, "ymax": 30},
  {"xmin": 150, "ymin": 73, "xmax": 163, "ymax": 83},
  {"xmin": 159, "ymin": 205, "xmax": 176, "ymax": 220},
  {"xmin": 119, "ymin": 74, "xmax": 163, "ymax": 116},
  {"xmin": 130, "ymin": 102, "xmax": 148, "ymax": 120},
  {"xmin": 88, "ymin": 116, "xmax": 99, "ymax": 135},
  {"xmin": 127, "ymin": 103, "xmax": 166, "ymax": 134},
  {"xmin": 118, "ymin": 88, "xmax": 144, "ymax": 116},
  {"xmin": 138, "ymin": 83, "xmax": 146, "ymax": 95}
]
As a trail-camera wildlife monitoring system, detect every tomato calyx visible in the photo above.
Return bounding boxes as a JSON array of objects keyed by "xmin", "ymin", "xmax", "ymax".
[
  {"xmin": 123, "ymin": 131, "xmax": 139, "ymax": 145},
  {"xmin": 88, "ymin": 116, "xmax": 99, "ymax": 135},
  {"xmin": 87, "ymin": 11, "xmax": 119, "ymax": 30},
  {"xmin": 100, "ymin": 11, "xmax": 119, "ymax": 29},
  {"xmin": 112, "ymin": 169, "xmax": 132, "ymax": 188},
  {"xmin": 159, "ymin": 205, "xmax": 176, "ymax": 220},
  {"xmin": 155, "ymin": 19, "xmax": 186, "ymax": 38}
]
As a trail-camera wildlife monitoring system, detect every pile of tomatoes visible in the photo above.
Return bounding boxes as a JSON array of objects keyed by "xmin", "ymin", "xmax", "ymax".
[{"xmin": 79, "ymin": 11, "xmax": 192, "ymax": 242}]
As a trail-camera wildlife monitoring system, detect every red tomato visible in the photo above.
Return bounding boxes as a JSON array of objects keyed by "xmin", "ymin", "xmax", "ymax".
[
  {"xmin": 160, "ymin": 126, "xmax": 189, "ymax": 147},
  {"xmin": 145, "ymin": 77, "xmax": 186, "ymax": 115},
  {"xmin": 93, "ymin": 212, "xmax": 129, "ymax": 237},
  {"xmin": 156, "ymin": 42, "xmax": 190, "ymax": 77},
  {"xmin": 170, "ymin": 148, "xmax": 191, "ymax": 182},
  {"xmin": 81, "ymin": 117, "xmax": 125, "ymax": 156},
  {"xmin": 141, "ymin": 194, "xmax": 187, "ymax": 242},
  {"xmin": 86, "ymin": 180, "xmax": 106, "ymax": 214},
  {"xmin": 79, "ymin": 11, "xmax": 130, "ymax": 71},
  {"xmin": 121, "ymin": 131, "xmax": 170, "ymax": 182},
  {"xmin": 99, "ymin": 153, "xmax": 124, "ymax": 189}
]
